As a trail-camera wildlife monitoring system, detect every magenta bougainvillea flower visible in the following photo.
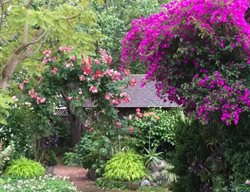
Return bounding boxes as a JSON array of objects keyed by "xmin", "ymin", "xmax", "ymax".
[{"xmin": 121, "ymin": 0, "xmax": 250, "ymax": 126}]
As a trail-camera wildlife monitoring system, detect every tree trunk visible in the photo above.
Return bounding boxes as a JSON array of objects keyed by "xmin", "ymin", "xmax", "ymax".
[{"xmin": 68, "ymin": 113, "xmax": 82, "ymax": 148}]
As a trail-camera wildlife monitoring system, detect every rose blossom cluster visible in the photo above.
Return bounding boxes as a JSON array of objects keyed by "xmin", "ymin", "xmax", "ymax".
[
  {"xmin": 121, "ymin": 0, "xmax": 250, "ymax": 125},
  {"xmin": 28, "ymin": 89, "xmax": 46, "ymax": 104}
]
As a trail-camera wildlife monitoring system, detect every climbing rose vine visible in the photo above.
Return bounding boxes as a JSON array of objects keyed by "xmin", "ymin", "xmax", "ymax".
[
  {"xmin": 121, "ymin": 0, "xmax": 250, "ymax": 126},
  {"xmin": 18, "ymin": 47, "xmax": 133, "ymax": 145}
]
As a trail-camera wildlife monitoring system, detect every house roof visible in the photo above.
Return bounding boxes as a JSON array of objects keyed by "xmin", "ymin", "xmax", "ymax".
[
  {"xmin": 55, "ymin": 74, "xmax": 177, "ymax": 116},
  {"xmin": 116, "ymin": 74, "xmax": 177, "ymax": 108}
]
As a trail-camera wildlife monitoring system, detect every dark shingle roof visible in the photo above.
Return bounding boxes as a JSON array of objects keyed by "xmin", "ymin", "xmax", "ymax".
[{"xmin": 117, "ymin": 74, "xmax": 177, "ymax": 108}]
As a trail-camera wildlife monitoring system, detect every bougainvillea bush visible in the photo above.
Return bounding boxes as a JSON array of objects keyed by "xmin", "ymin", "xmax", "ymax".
[{"xmin": 121, "ymin": 0, "xmax": 250, "ymax": 126}]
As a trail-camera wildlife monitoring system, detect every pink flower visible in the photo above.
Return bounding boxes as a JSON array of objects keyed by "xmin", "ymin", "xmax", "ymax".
[
  {"xmin": 83, "ymin": 67, "xmax": 92, "ymax": 75},
  {"xmin": 18, "ymin": 83, "xmax": 24, "ymax": 90},
  {"xmin": 104, "ymin": 93, "xmax": 112, "ymax": 100},
  {"xmin": 120, "ymin": 92, "xmax": 129, "ymax": 98},
  {"xmin": 246, "ymin": 180, "xmax": 250, "ymax": 185},
  {"xmin": 129, "ymin": 127, "xmax": 134, "ymax": 134},
  {"xmin": 65, "ymin": 62, "xmax": 73, "ymax": 68},
  {"xmin": 124, "ymin": 68, "xmax": 130, "ymax": 76},
  {"xmin": 66, "ymin": 97, "xmax": 73, "ymax": 101},
  {"xmin": 43, "ymin": 50, "xmax": 52, "ymax": 57},
  {"xmin": 123, "ymin": 96, "xmax": 131, "ymax": 102},
  {"xmin": 115, "ymin": 121, "xmax": 122, "ymax": 128},
  {"xmin": 23, "ymin": 79, "xmax": 29, "ymax": 84},
  {"xmin": 59, "ymin": 46, "xmax": 73, "ymax": 53},
  {"xmin": 136, "ymin": 108, "xmax": 143, "ymax": 118},
  {"xmin": 95, "ymin": 59, "xmax": 100, "ymax": 65},
  {"xmin": 89, "ymin": 86, "xmax": 98, "ymax": 93},
  {"xmin": 94, "ymin": 70, "xmax": 102, "ymax": 79},
  {"xmin": 79, "ymin": 75, "xmax": 85, "ymax": 81},
  {"xmin": 100, "ymin": 49, "xmax": 112, "ymax": 64},
  {"xmin": 130, "ymin": 78, "xmax": 137, "ymax": 86},
  {"xmin": 89, "ymin": 127, "xmax": 95, "ymax": 132},
  {"xmin": 70, "ymin": 55, "xmax": 77, "ymax": 62},
  {"xmin": 36, "ymin": 96, "xmax": 46, "ymax": 104},
  {"xmin": 28, "ymin": 89, "xmax": 38, "ymax": 99},
  {"xmin": 111, "ymin": 99, "xmax": 121, "ymax": 105},
  {"xmin": 42, "ymin": 58, "xmax": 48, "ymax": 64},
  {"xmin": 52, "ymin": 67, "xmax": 58, "ymax": 75},
  {"xmin": 120, "ymin": 92, "xmax": 131, "ymax": 102},
  {"xmin": 105, "ymin": 68, "xmax": 114, "ymax": 77}
]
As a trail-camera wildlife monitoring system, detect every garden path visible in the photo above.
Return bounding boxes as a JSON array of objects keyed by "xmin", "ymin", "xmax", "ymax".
[{"xmin": 53, "ymin": 165, "xmax": 129, "ymax": 192}]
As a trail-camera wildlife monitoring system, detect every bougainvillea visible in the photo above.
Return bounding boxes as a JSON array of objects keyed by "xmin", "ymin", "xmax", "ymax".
[
  {"xmin": 121, "ymin": 0, "xmax": 250, "ymax": 125},
  {"xmin": 18, "ymin": 47, "xmax": 132, "ymax": 146}
]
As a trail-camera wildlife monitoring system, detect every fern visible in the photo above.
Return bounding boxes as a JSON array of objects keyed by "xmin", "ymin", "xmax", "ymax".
[
  {"xmin": 104, "ymin": 151, "xmax": 146, "ymax": 181},
  {"xmin": 5, "ymin": 157, "xmax": 45, "ymax": 178}
]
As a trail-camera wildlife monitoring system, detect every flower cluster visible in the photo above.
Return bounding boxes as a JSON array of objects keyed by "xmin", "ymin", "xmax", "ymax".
[
  {"xmin": 28, "ymin": 88, "xmax": 46, "ymax": 104},
  {"xmin": 121, "ymin": 0, "xmax": 250, "ymax": 125}
]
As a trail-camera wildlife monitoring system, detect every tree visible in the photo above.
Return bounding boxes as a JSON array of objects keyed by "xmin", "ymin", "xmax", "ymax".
[
  {"xmin": 0, "ymin": 0, "xmax": 101, "ymax": 89},
  {"xmin": 121, "ymin": 0, "xmax": 250, "ymax": 126},
  {"xmin": 93, "ymin": 0, "xmax": 164, "ymax": 73}
]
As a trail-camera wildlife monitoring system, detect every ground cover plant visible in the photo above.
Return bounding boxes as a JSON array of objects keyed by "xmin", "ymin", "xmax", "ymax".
[{"xmin": 0, "ymin": 175, "xmax": 77, "ymax": 192}]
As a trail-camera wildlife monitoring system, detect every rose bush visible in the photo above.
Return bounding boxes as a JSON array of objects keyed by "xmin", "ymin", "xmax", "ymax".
[{"xmin": 17, "ymin": 47, "xmax": 132, "ymax": 147}]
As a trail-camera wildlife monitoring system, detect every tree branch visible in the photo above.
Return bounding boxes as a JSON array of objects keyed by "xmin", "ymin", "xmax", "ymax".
[
  {"xmin": 23, "ymin": 21, "xmax": 29, "ymax": 44},
  {"xmin": 15, "ymin": 30, "xmax": 47, "ymax": 54}
]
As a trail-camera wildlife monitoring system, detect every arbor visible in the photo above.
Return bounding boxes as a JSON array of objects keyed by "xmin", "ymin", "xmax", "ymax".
[{"xmin": 121, "ymin": 0, "xmax": 250, "ymax": 126}]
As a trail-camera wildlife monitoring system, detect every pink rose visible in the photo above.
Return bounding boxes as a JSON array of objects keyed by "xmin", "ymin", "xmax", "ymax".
[
  {"xmin": 18, "ymin": 83, "xmax": 24, "ymax": 90},
  {"xmin": 129, "ymin": 127, "xmax": 134, "ymax": 134},
  {"xmin": 43, "ymin": 50, "xmax": 52, "ymax": 57},
  {"xmin": 70, "ymin": 55, "xmax": 77, "ymax": 62},
  {"xmin": 52, "ymin": 67, "xmax": 58, "ymax": 75},
  {"xmin": 66, "ymin": 97, "xmax": 73, "ymax": 101},
  {"xmin": 89, "ymin": 86, "xmax": 98, "ymax": 93},
  {"xmin": 95, "ymin": 59, "xmax": 100, "ymax": 65},
  {"xmin": 124, "ymin": 68, "xmax": 130, "ymax": 76},
  {"xmin": 130, "ymin": 78, "xmax": 137, "ymax": 86},
  {"xmin": 79, "ymin": 75, "xmax": 85, "ymax": 81}
]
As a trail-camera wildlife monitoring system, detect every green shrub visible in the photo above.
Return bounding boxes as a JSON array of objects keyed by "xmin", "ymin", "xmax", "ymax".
[
  {"xmin": 95, "ymin": 177, "xmax": 125, "ymax": 189},
  {"xmin": 63, "ymin": 131, "xmax": 113, "ymax": 179},
  {"xmin": 0, "ymin": 141, "xmax": 15, "ymax": 175},
  {"xmin": 5, "ymin": 157, "xmax": 45, "ymax": 178},
  {"xmin": 0, "ymin": 175, "xmax": 77, "ymax": 192},
  {"xmin": 170, "ymin": 120, "xmax": 210, "ymax": 192},
  {"xmin": 128, "ymin": 109, "xmax": 184, "ymax": 153},
  {"xmin": 104, "ymin": 150, "xmax": 146, "ymax": 181}
]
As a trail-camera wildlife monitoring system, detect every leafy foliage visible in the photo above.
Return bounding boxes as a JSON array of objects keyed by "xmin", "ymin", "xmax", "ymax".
[
  {"xmin": 63, "ymin": 131, "xmax": 113, "ymax": 178},
  {"xmin": 0, "ymin": 91, "xmax": 13, "ymax": 125},
  {"xmin": 93, "ymin": 0, "xmax": 162, "ymax": 73},
  {"xmin": 143, "ymin": 147, "xmax": 163, "ymax": 168},
  {"xmin": 0, "ymin": 141, "xmax": 15, "ymax": 175},
  {"xmin": 171, "ymin": 120, "xmax": 210, "ymax": 192},
  {"xmin": 0, "ymin": 175, "xmax": 77, "ymax": 192},
  {"xmin": 5, "ymin": 157, "xmax": 45, "ymax": 179},
  {"xmin": 104, "ymin": 150, "xmax": 146, "ymax": 181},
  {"xmin": 95, "ymin": 177, "xmax": 125, "ymax": 189},
  {"xmin": 127, "ymin": 109, "xmax": 184, "ymax": 152}
]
